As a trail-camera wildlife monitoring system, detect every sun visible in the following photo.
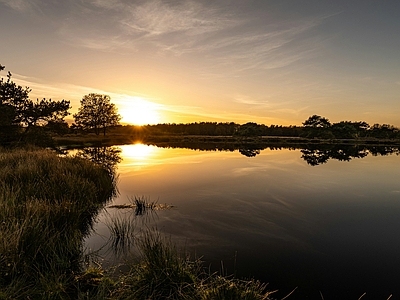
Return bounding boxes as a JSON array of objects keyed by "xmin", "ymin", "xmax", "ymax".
[{"xmin": 117, "ymin": 96, "xmax": 162, "ymax": 125}]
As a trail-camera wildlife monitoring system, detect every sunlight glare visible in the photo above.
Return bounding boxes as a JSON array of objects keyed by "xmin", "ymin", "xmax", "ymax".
[
  {"xmin": 117, "ymin": 96, "xmax": 162, "ymax": 125},
  {"xmin": 119, "ymin": 143, "xmax": 159, "ymax": 171},
  {"xmin": 123, "ymin": 144, "xmax": 155, "ymax": 160}
]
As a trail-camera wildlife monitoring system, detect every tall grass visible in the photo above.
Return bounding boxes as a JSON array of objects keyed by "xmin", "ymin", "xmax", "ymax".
[
  {"xmin": 0, "ymin": 147, "xmax": 117, "ymax": 204},
  {"xmin": 0, "ymin": 147, "xmax": 117, "ymax": 299}
]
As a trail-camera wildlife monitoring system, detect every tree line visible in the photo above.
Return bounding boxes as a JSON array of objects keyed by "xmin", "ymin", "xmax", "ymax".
[
  {"xmin": 2, "ymin": 64, "xmax": 400, "ymax": 146},
  {"xmin": 0, "ymin": 65, "xmax": 121, "ymax": 145},
  {"xmin": 140, "ymin": 116, "xmax": 400, "ymax": 139}
]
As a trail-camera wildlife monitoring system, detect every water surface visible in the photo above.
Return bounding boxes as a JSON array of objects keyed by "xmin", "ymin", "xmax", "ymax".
[{"xmin": 85, "ymin": 143, "xmax": 400, "ymax": 299}]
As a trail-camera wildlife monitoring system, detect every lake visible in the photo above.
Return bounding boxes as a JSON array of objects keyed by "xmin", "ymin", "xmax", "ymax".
[{"xmin": 82, "ymin": 143, "xmax": 400, "ymax": 299}]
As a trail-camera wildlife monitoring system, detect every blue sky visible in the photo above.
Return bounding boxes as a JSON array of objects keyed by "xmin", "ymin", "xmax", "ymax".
[{"xmin": 1, "ymin": 0, "xmax": 400, "ymax": 125}]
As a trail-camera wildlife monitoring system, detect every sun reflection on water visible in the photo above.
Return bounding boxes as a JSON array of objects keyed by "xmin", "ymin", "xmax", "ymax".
[{"xmin": 119, "ymin": 143, "xmax": 158, "ymax": 170}]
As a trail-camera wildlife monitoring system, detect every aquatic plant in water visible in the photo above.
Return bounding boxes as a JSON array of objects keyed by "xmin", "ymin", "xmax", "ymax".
[{"xmin": 108, "ymin": 195, "xmax": 173, "ymax": 215}]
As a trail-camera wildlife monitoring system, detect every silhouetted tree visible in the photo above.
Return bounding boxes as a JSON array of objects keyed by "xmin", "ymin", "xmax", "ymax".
[
  {"xmin": 0, "ymin": 65, "xmax": 70, "ymax": 145},
  {"xmin": 369, "ymin": 124, "xmax": 398, "ymax": 139},
  {"xmin": 303, "ymin": 115, "xmax": 331, "ymax": 128},
  {"xmin": 20, "ymin": 98, "xmax": 70, "ymax": 132},
  {"xmin": 73, "ymin": 93, "xmax": 121, "ymax": 136},
  {"xmin": 44, "ymin": 120, "xmax": 70, "ymax": 135},
  {"xmin": 331, "ymin": 121, "xmax": 370, "ymax": 139},
  {"xmin": 302, "ymin": 115, "xmax": 333, "ymax": 139},
  {"xmin": 331, "ymin": 121, "xmax": 357, "ymax": 139},
  {"xmin": 351, "ymin": 121, "xmax": 370, "ymax": 134},
  {"xmin": 236, "ymin": 122, "xmax": 263, "ymax": 136}
]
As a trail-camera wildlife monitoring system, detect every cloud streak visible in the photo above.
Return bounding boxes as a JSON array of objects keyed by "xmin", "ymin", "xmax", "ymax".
[
  {"xmin": 56, "ymin": 0, "xmax": 325, "ymax": 69},
  {"xmin": 0, "ymin": 0, "xmax": 38, "ymax": 12},
  {"xmin": 57, "ymin": 0, "xmax": 237, "ymax": 53},
  {"xmin": 120, "ymin": 1, "xmax": 232, "ymax": 37},
  {"xmin": 5, "ymin": 0, "xmax": 329, "ymax": 78}
]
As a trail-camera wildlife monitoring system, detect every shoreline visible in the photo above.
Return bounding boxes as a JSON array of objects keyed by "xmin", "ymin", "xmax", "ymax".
[{"xmin": 53, "ymin": 133, "xmax": 400, "ymax": 148}]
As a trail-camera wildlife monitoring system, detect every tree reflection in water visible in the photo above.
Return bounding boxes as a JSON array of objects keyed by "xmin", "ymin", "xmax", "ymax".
[
  {"xmin": 75, "ymin": 146, "xmax": 122, "ymax": 175},
  {"xmin": 145, "ymin": 140, "xmax": 400, "ymax": 165},
  {"xmin": 236, "ymin": 144, "xmax": 399, "ymax": 165},
  {"xmin": 300, "ymin": 145, "xmax": 399, "ymax": 165},
  {"xmin": 300, "ymin": 145, "xmax": 368, "ymax": 166},
  {"xmin": 239, "ymin": 147, "xmax": 261, "ymax": 157}
]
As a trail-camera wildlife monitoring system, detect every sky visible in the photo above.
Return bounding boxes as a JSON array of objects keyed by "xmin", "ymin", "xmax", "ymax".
[{"xmin": 1, "ymin": 0, "xmax": 400, "ymax": 126}]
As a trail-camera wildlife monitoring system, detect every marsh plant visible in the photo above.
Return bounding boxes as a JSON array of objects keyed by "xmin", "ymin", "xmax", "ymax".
[
  {"xmin": 108, "ymin": 195, "xmax": 173, "ymax": 216},
  {"xmin": 113, "ymin": 230, "xmax": 275, "ymax": 300},
  {"xmin": 104, "ymin": 195, "xmax": 167, "ymax": 257},
  {"xmin": 131, "ymin": 195, "xmax": 155, "ymax": 215},
  {"xmin": 115, "ymin": 231, "xmax": 202, "ymax": 299},
  {"xmin": 105, "ymin": 213, "xmax": 137, "ymax": 257}
]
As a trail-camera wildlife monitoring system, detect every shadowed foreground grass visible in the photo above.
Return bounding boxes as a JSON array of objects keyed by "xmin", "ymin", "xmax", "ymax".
[
  {"xmin": 0, "ymin": 147, "xmax": 117, "ymax": 299},
  {"xmin": 0, "ymin": 147, "xmax": 274, "ymax": 299},
  {"xmin": 113, "ymin": 231, "xmax": 274, "ymax": 300}
]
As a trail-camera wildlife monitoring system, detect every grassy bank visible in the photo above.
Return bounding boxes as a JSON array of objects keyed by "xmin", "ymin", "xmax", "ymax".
[
  {"xmin": 0, "ymin": 147, "xmax": 117, "ymax": 299},
  {"xmin": 0, "ymin": 148, "xmax": 274, "ymax": 299}
]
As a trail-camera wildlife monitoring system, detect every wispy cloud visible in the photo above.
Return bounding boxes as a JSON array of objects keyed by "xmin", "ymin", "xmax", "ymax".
[
  {"xmin": 199, "ymin": 20, "xmax": 326, "ymax": 77},
  {"xmin": 89, "ymin": 0, "xmax": 123, "ymax": 10},
  {"xmin": 120, "ymin": 1, "xmax": 232, "ymax": 37},
  {"xmin": 234, "ymin": 95, "xmax": 268, "ymax": 106},
  {"xmin": 0, "ymin": 0, "xmax": 38, "ymax": 12},
  {"xmin": 13, "ymin": 0, "xmax": 329, "ymax": 77},
  {"xmin": 57, "ymin": 0, "xmax": 237, "ymax": 53},
  {"xmin": 64, "ymin": 35, "xmax": 135, "ymax": 51}
]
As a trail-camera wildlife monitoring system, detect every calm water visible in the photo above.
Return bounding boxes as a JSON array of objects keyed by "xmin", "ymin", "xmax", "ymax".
[{"xmin": 84, "ymin": 143, "xmax": 400, "ymax": 299}]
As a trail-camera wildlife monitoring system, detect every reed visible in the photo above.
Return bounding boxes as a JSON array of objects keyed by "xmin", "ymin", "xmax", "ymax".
[{"xmin": 105, "ymin": 214, "xmax": 136, "ymax": 257}]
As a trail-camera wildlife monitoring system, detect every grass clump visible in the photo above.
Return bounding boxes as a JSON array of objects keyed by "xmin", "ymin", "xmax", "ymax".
[
  {"xmin": 201, "ymin": 276, "xmax": 274, "ymax": 300},
  {"xmin": 108, "ymin": 195, "xmax": 173, "ymax": 215},
  {"xmin": 113, "ymin": 231, "xmax": 274, "ymax": 300},
  {"xmin": 115, "ymin": 231, "xmax": 200, "ymax": 300}
]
